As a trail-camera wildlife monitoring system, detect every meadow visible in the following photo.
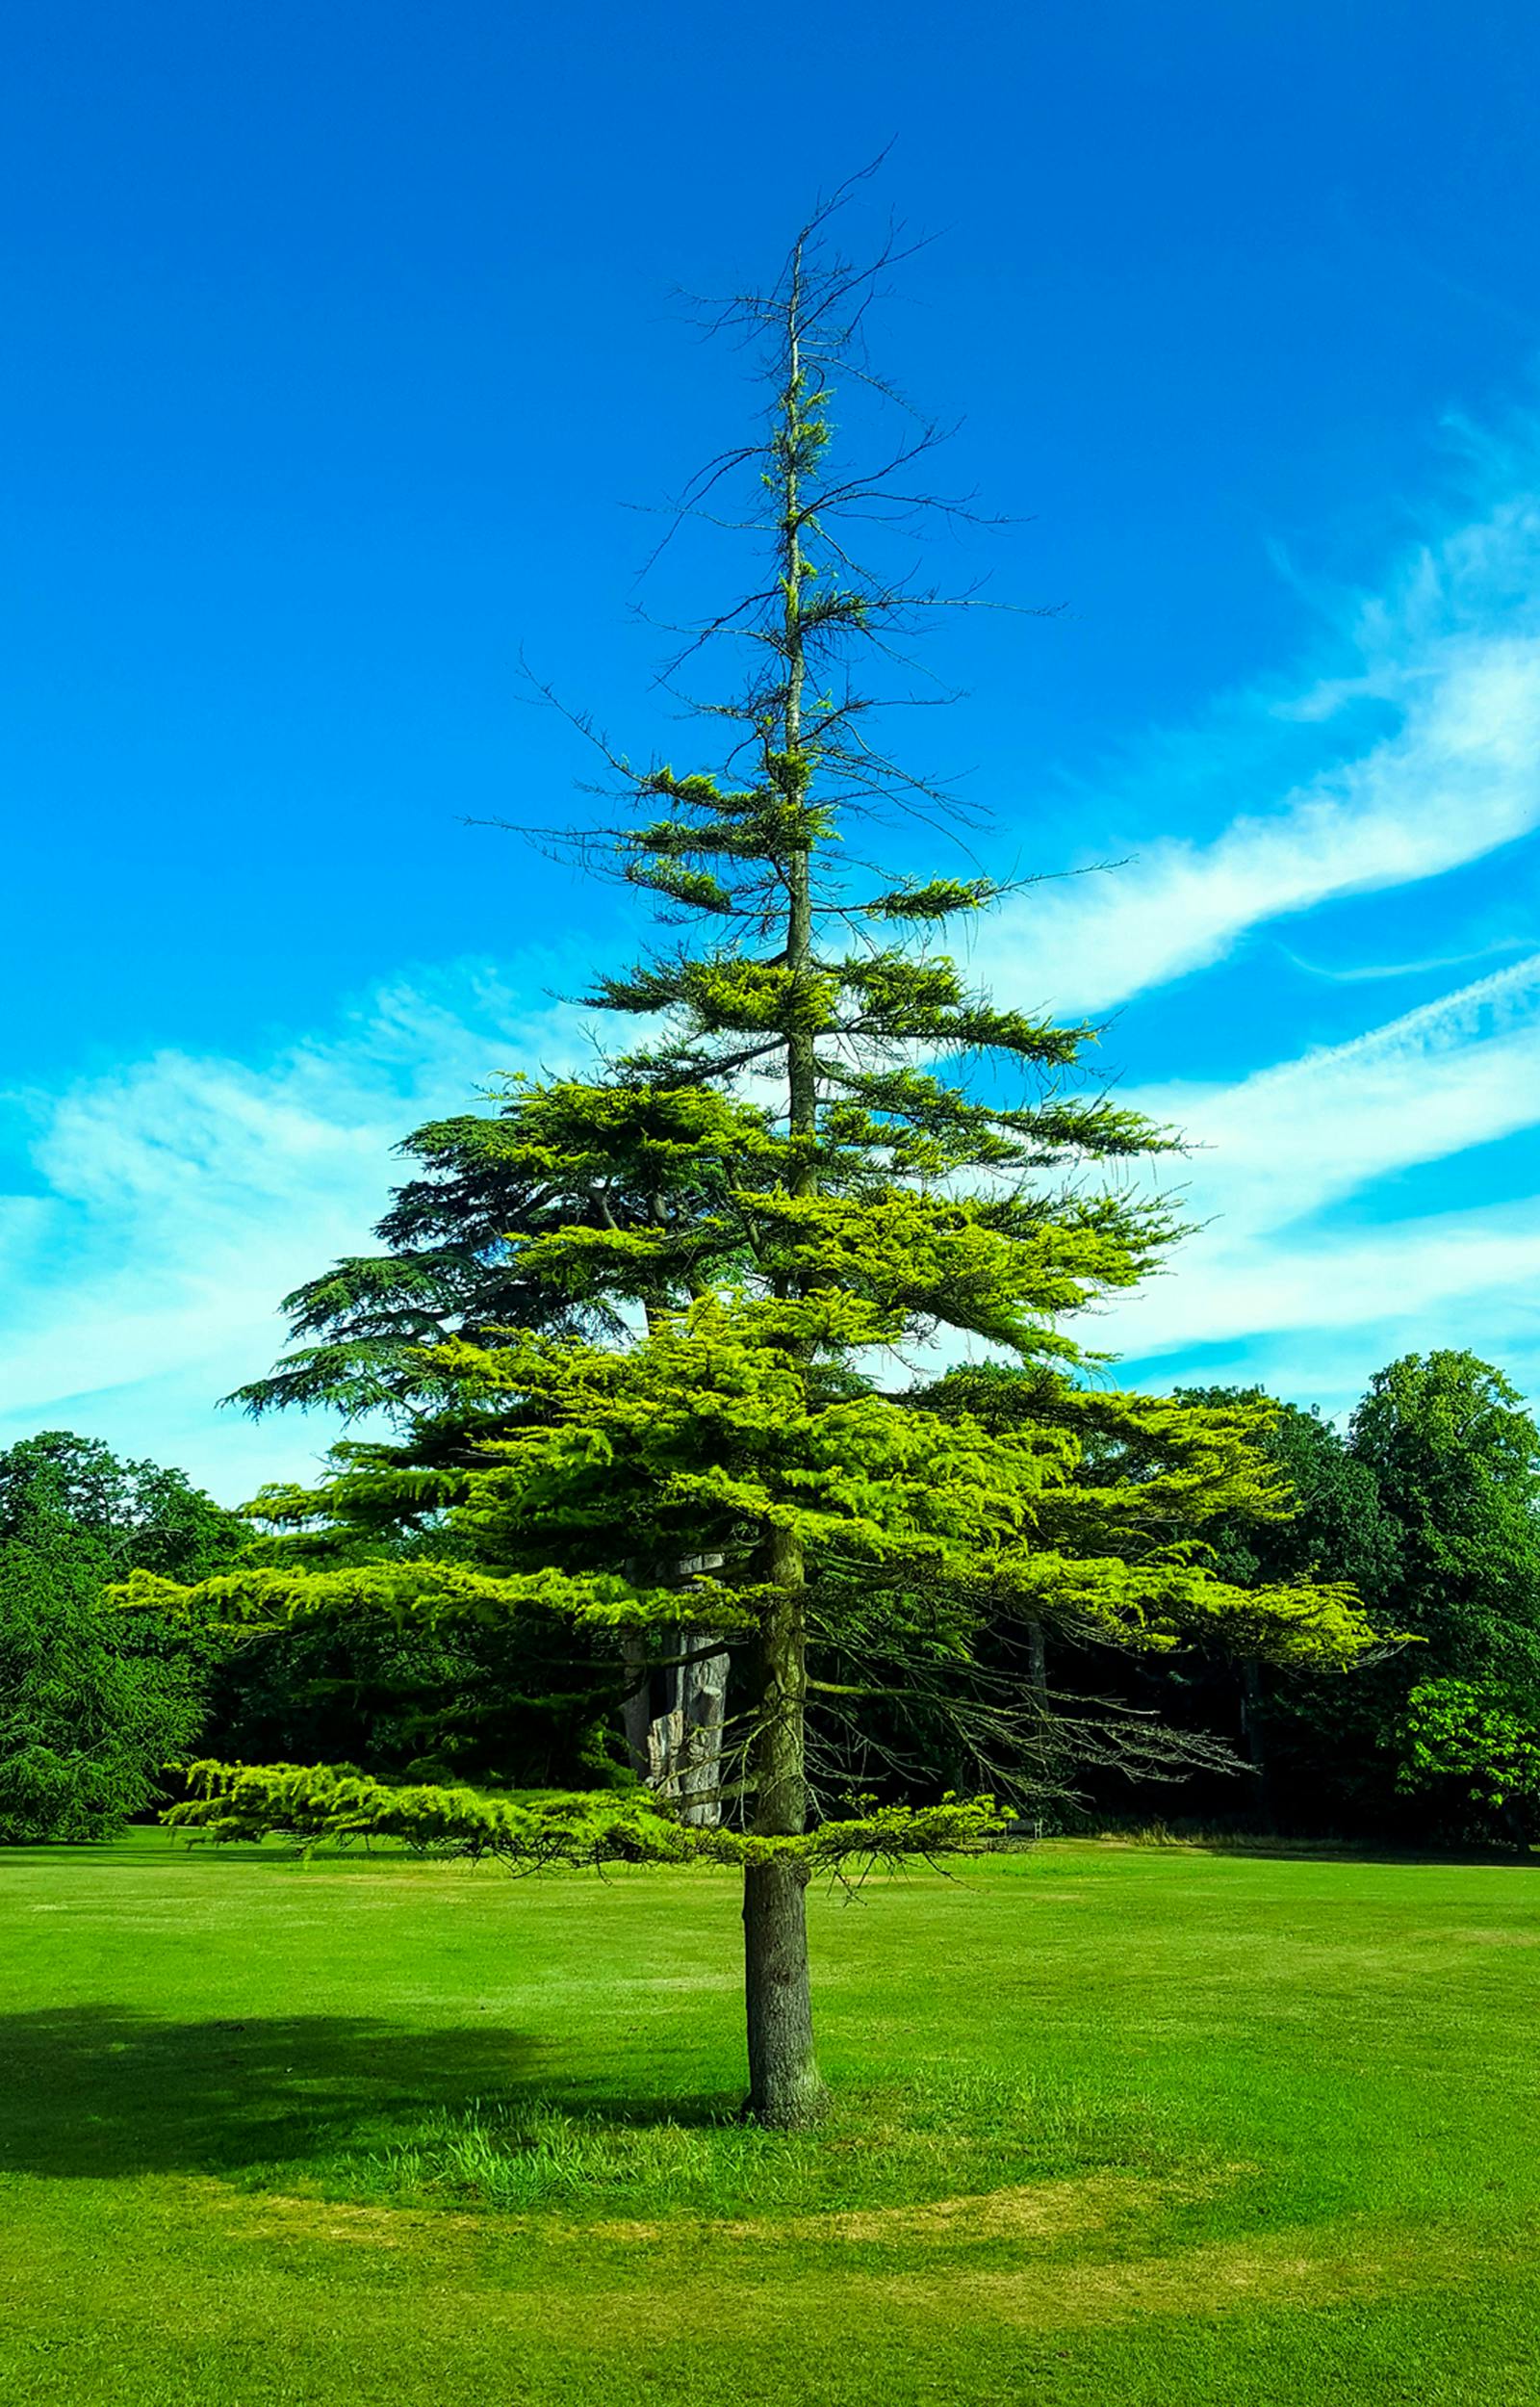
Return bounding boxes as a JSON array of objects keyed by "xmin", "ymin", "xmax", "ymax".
[{"xmin": 1, "ymin": 1835, "xmax": 1536, "ymax": 2405}]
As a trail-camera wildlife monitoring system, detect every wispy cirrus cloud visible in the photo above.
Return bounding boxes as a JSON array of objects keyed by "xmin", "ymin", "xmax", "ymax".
[
  {"xmin": 962, "ymin": 465, "xmax": 1540, "ymax": 1411},
  {"xmin": 1131, "ymin": 949, "xmax": 1540, "ymax": 1231},
  {"xmin": 1096, "ymin": 952, "xmax": 1540, "ymax": 1399},
  {"xmin": 978, "ymin": 488, "xmax": 1540, "ymax": 1015},
  {"xmin": 0, "ymin": 964, "xmax": 588, "ymax": 1497},
  {"xmin": 7, "ymin": 454, "xmax": 1540, "ymax": 1491},
  {"xmin": 1275, "ymin": 936, "xmax": 1528, "ymax": 984}
]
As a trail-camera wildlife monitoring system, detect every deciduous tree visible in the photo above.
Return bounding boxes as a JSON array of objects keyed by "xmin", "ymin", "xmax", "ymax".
[
  {"xmin": 1348, "ymin": 1351, "xmax": 1540, "ymax": 1685},
  {"xmin": 0, "ymin": 1435, "xmax": 222, "ymax": 1842}
]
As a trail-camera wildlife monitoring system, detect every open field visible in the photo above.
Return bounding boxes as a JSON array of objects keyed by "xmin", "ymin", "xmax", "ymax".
[{"xmin": 1, "ymin": 1836, "xmax": 1537, "ymax": 2405}]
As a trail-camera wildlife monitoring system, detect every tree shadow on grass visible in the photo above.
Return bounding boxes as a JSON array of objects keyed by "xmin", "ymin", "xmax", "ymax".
[
  {"xmin": 0, "ymin": 2006, "xmax": 743, "ymax": 2184},
  {"xmin": 0, "ymin": 2006, "xmax": 558, "ymax": 2181}
]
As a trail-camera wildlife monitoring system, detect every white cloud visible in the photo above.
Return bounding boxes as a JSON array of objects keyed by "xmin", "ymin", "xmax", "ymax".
[
  {"xmin": 1275, "ymin": 937, "xmax": 1527, "ymax": 982},
  {"xmin": 1094, "ymin": 953, "xmax": 1540, "ymax": 1387},
  {"xmin": 0, "ymin": 963, "xmax": 589, "ymax": 1499},
  {"xmin": 979, "ymin": 492, "xmax": 1540, "ymax": 1014},
  {"xmin": 6, "ymin": 935, "xmax": 1539, "ymax": 1498},
  {"xmin": 959, "ymin": 466, "xmax": 1540, "ymax": 1412},
  {"xmin": 1133, "ymin": 950, "xmax": 1540, "ymax": 1231},
  {"xmin": 11, "ymin": 459, "xmax": 1540, "ymax": 1492}
]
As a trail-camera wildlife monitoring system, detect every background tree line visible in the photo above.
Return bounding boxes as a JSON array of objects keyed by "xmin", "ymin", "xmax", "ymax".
[{"xmin": 6, "ymin": 1341, "xmax": 1538, "ymax": 1851}]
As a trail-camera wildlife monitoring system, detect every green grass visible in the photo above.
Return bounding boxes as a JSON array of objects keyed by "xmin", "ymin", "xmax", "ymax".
[{"xmin": 2, "ymin": 1836, "xmax": 1537, "ymax": 2403}]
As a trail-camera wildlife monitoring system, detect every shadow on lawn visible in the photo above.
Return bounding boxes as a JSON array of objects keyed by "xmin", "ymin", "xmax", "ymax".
[{"xmin": 0, "ymin": 2006, "xmax": 564, "ymax": 2181}]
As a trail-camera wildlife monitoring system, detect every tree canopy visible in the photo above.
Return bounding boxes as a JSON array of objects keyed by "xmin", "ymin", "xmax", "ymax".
[
  {"xmin": 0, "ymin": 1433, "xmax": 230, "ymax": 1843},
  {"xmin": 0, "ymin": 1430, "xmax": 249, "ymax": 1582},
  {"xmin": 1348, "ymin": 1351, "xmax": 1540, "ymax": 1684}
]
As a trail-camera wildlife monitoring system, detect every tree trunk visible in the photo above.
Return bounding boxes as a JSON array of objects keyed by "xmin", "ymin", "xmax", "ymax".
[
  {"xmin": 1026, "ymin": 1618, "xmax": 1048, "ymax": 1838},
  {"xmin": 674, "ymin": 1629, "xmax": 730, "ymax": 1827},
  {"xmin": 737, "ymin": 246, "xmax": 826, "ymax": 2128},
  {"xmin": 620, "ymin": 1629, "xmax": 653, "ymax": 1782},
  {"xmin": 635, "ymin": 1627, "xmax": 731, "ymax": 1825},
  {"xmin": 743, "ymin": 1852, "xmax": 822, "ymax": 2124},
  {"xmin": 1239, "ymin": 1656, "xmax": 1272, "ymax": 1827},
  {"xmin": 619, "ymin": 1564, "xmax": 729, "ymax": 1824},
  {"xmin": 1026, "ymin": 1618, "xmax": 1047, "ymax": 1695},
  {"xmin": 742, "ymin": 1530, "xmax": 826, "ymax": 2125}
]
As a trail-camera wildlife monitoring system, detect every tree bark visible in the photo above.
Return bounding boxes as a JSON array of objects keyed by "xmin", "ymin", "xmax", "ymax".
[
  {"xmin": 674, "ymin": 1629, "xmax": 730, "ymax": 1827},
  {"xmin": 1026, "ymin": 1618, "xmax": 1048, "ymax": 1837},
  {"xmin": 1239, "ymin": 1655, "xmax": 1272, "ymax": 1827},
  {"xmin": 619, "ymin": 1559, "xmax": 729, "ymax": 1824},
  {"xmin": 1026, "ymin": 1618, "xmax": 1047, "ymax": 1695},
  {"xmin": 636, "ymin": 1627, "xmax": 731, "ymax": 1825},
  {"xmin": 737, "ymin": 242, "xmax": 826, "ymax": 2127},
  {"xmin": 669, "ymin": 1555, "xmax": 730, "ymax": 1827},
  {"xmin": 742, "ymin": 1529, "xmax": 826, "ymax": 2125},
  {"xmin": 620, "ymin": 1629, "xmax": 653, "ymax": 1782},
  {"xmin": 743, "ymin": 1852, "xmax": 822, "ymax": 2124}
]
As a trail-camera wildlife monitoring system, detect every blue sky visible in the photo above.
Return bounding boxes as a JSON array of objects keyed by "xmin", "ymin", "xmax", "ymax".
[{"xmin": 5, "ymin": 0, "xmax": 1540, "ymax": 1499}]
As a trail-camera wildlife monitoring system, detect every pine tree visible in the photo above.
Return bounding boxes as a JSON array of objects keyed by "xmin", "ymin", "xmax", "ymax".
[{"xmin": 123, "ymin": 193, "xmax": 1379, "ymax": 2124}]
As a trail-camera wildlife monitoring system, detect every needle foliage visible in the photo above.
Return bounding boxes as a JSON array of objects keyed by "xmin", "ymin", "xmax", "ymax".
[{"xmin": 122, "ymin": 185, "xmax": 1381, "ymax": 2120}]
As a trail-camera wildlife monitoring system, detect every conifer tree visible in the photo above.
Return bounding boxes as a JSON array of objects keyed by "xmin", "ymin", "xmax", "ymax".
[{"xmin": 125, "ymin": 190, "xmax": 1379, "ymax": 2125}]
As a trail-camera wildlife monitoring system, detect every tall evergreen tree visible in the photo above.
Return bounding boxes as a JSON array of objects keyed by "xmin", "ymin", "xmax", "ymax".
[{"xmin": 126, "ymin": 196, "xmax": 1378, "ymax": 2122}]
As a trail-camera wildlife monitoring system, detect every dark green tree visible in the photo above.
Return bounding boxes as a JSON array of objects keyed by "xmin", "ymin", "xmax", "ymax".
[
  {"xmin": 201, "ymin": 1584, "xmax": 628, "ymax": 1795},
  {"xmin": 1348, "ymin": 1351, "xmax": 1540, "ymax": 1683},
  {"xmin": 0, "ymin": 1435, "xmax": 223, "ymax": 1843},
  {"xmin": 1397, "ymin": 1677, "xmax": 1540, "ymax": 1844},
  {"xmin": 1188, "ymin": 1392, "xmax": 1401, "ymax": 1609},
  {"xmin": 0, "ymin": 1430, "xmax": 249, "ymax": 1583},
  {"xmin": 126, "ymin": 198, "xmax": 1379, "ymax": 2121},
  {"xmin": 1348, "ymin": 1352, "xmax": 1540, "ymax": 1843},
  {"xmin": 1163, "ymin": 1389, "xmax": 1402, "ymax": 1822},
  {"xmin": 1148, "ymin": 1361, "xmax": 1540, "ymax": 1841}
]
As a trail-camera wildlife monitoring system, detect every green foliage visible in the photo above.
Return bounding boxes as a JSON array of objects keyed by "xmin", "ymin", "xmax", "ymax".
[
  {"xmin": 121, "ymin": 1558, "xmax": 701, "ymax": 1636},
  {"xmin": 1160, "ymin": 1387, "xmax": 1411, "ymax": 1826},
  {"xmin": 195, "ymin": 1596, "xmax": 627, "ymax": 1794},
  {"xmin": 166, "ymin": 1761, "xmax": 679, "ymax": 1859},
  {"xmin": 1349, "ymin": 1351, "xmax": 1540, "ymax": 1681},
  {"xmin": 1139, "ymin": 1367, "xmax": 1540, "ymax": 1844},
  {"xmin": 863, "ymin": 876, "xmax": 1000, "ymax": 920},
  {"xmin": 229, "ymin": 1076, "xmax": 778, "ymax": 1420},
  {"xmin": 149, "ymin": 1295, "xmax": 1379, "ymax": 1683},
  {"xmin": 0, "ymin": 1432, "xmax": 244, "ymax": 1844},
  {"xmin": 1180, "ymin": 1389, "xmax": 1402, "ymax": 1607},
  {"xmin": 0, "ymin": 1430, "xmax": 250, "ymax": 1582},
  {"xmin": 130, "ymin": 215, "xmax": 1387, "ymax": 2118},
  {"xmin": 1398, "ymin": 1678, "xmax": 1540, "ymax": 1833},
  {"xmin": 166, "ymin": 1757, "xmax": 1012, "ymax": 1871},
  {"xmin": 0, "ymin": 1518, "xmax": 202, "ymax": 1845},
  {"xmin": 1339, "ymin": 1355, "xmax": 1540, "ymax": 1839}
]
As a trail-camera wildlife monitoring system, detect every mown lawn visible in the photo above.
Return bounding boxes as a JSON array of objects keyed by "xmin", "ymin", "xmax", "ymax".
[{"xmin": 1, "ymin": 1834, "xmax": 1536, "ymax": 2405}]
